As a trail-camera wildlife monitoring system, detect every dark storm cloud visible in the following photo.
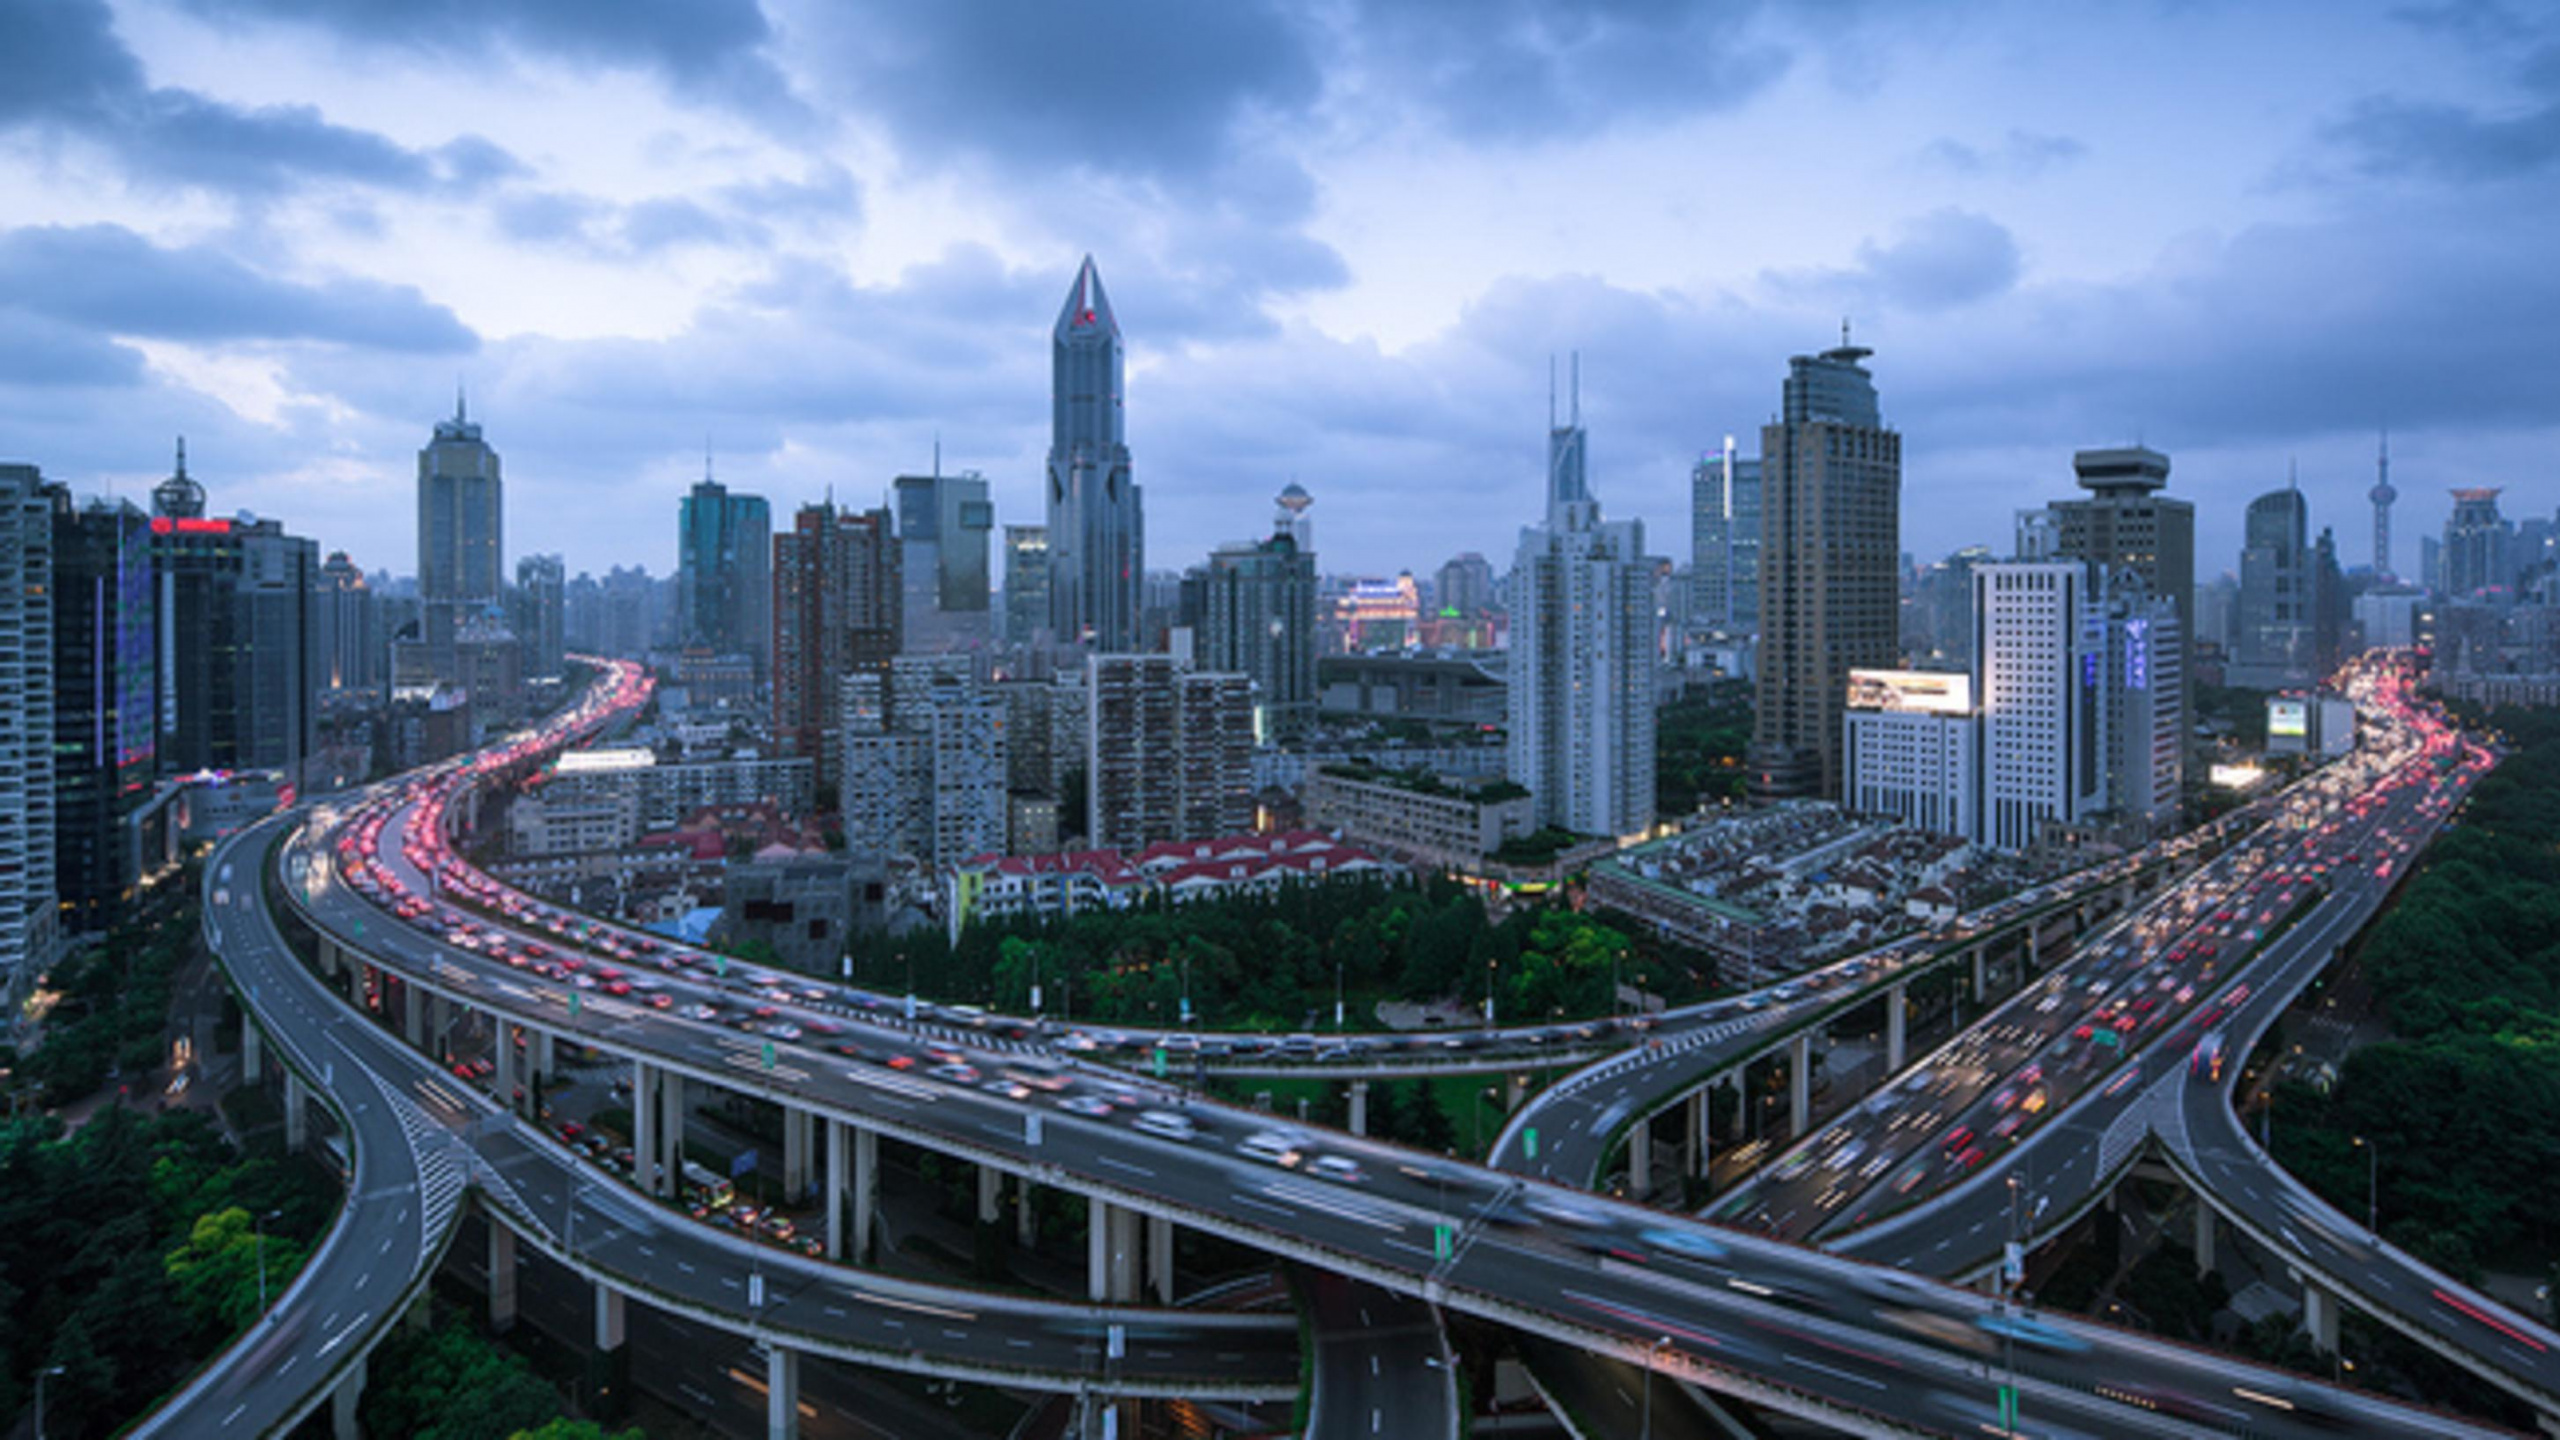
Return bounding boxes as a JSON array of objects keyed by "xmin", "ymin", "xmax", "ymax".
[
  {"xmin": 0, "ymin": 308, "xmax": 147, "ymax": 388},
  {"xmin": 1768, "ymin": 209, "xmax": 2023, "ymax": 314},
  {"xmin": 2324, "ymin": 84, "xmax": 2560, "ymax": 181},
  {"xmin": 0, "ymin": 0, "xmax": 518, "ymax": 196},
  {"xmin": 1917, "ymin": 129, "xmax": 2088, "ymax": 177},
  {"xmin": 173, "ymin": 0, "xmax": 805, "ymax": 127},
  {"xmin": 1332, "ymin": 0, "xmax": 1791, "ymax": 142},
  {"xmin": 0, "ymin": 224, "xmax": 478, "ymax": 352}
]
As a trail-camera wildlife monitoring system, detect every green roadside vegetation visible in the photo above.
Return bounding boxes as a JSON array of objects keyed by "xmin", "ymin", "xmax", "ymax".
[
  {"xmin": 2195, "ymin": 683, "xmax": 2273, "ymax": 750},
  {"xmin": 1655, "ymin": 688, "xmax": 1754, "ymax": 818},
  {"xmin": 2265, "ymin": 704, "xmax": 2560, "ymax": 1288},
  {"xmin": 17, "ymin": 886, "xmax": 199, "ymax": 1104},
  {"xmin": 358, "ymin": 1302, "xmax": 642, "ymax": 1440},
  {"xmin": 845, "ymin": 876, "xmax": 1719, "ymax": 1032}
]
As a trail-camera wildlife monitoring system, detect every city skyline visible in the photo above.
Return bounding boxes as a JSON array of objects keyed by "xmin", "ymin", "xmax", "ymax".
[{"xmin": 2, "ymin": 1, "xmax": 2554, "ymax": 584}]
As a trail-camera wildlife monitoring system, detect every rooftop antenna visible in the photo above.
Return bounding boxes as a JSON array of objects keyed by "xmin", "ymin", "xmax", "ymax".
[
  {"xmin": 934, "ymin": 432, "xmax": 942, "ymax": 479},
  {"xmin": 1570, "ymin": 351, "xmax": 1581, "ymax": 427},
  {"xmin": 175, "ymin": 435, "xmax": 187, "ymax": 479},
  {"xmin": 1548, "ymin": 355, "xmax": 1557, "ymax": 430},
  {"xmin": 704, "ymin": 435, "xmax": 713, "ymax": 483},
  {"xmin": 1841, "ymin": 316, "xmax": 1852, "ymax": 348},
  {"xmin": 2288, "ymin": 457, "xmax": 2299, "ymax": 491},
  {"xmin": 456, "ymin": 379, "xmax": 466, "ymax": 424}
]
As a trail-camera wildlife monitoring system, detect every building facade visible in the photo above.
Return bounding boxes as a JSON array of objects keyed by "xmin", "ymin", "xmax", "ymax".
[
  {"xmin": 417, "ymin": 395, "xmax": 503, "ymax": 680},
  {"xmin": 2443, "ymin": 487, "xmax": 2510, "ymax": 598},
  {"xmin": 1084, "ymin": 654, "xmax": 1253, "ymax": 850},
  {"xmin": 149, "ymin": 453, "xmax": 319, "ymax": 783},
  {"xmin": 771, "ymin": 501, "xmax": 898, "ymax": 784},
  {"xmin": 50, "ymin": 488, "xmax": 156, "ymax": 932},
  {"xmin": 512, "ymin": 553, "xmax": 565, "ymax": 680},
  {"xmin": 1200, "ymin": 501, "xmax": 1318, "ymax": 739},
  {"xmin": 1750, "ymin": 342, "xmax": 1901, "ymax": 802},
  {"xmin": 895, "ymin": 470, "xmax": 994, "ymax": 654},
  {"xmin": 677, "ymin": 474, "xmax": 772, "ymax": 673},
  {"xmin": 1045, "ymin": 257, "xmax": 1143, "ymax": 651},
  {"xmin": 1689, "ymin": 440, "xmax": 1763, "ymax": 631},
  {"xmin": 2235, "ymin": 485, "xmax": 2312, "ymax": 685},
  {"xmin": 839, "ymin": 656, "xmax": 1009, "ymax": 865},
  {"xmin": 0, "ymin": 466, "xmax": 56, "ymax": 988},
  {"xmin": 2041, "ymin": 444, "xmax": 2193, "ymax": 792}
]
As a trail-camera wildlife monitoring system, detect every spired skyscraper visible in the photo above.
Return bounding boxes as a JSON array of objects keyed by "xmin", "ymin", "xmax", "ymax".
[
  {"xmin": 418, "ymin": 392, "xmax": 503, "ymax": 680},
  {"xmin": 1750, "ymin": 338, "xmax": 1901, "ymax": 802},
  {"xmin": 1507, "ymin": 362, "xmax": 1655, "ymax": 841},
  {"xmin": 1045, "ymin": 257, "xmax": 1143, "ymax": 651}
]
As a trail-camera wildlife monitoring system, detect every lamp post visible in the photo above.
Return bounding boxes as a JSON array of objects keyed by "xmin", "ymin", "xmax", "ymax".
[
  {"xmin": 34, "ymin": 1363, "xmax": 64, "ymax": 1439},
  {"xmin": 1334, "ymin": 962, "xmax": 1345, "ymax": 1031},
  {"xmin": 1484, "ymin": 957, "xmax": 1497, "ymax": 1026},
  {"xmin": 2353, "ymin": 1135, "xmax": 2379, "ymax": 1237},
  {"xmin": 255, "ymin": 1207, "xmax": 284, "ymax": 1320},
  {"xmin": 1641, "ymin": 1334, "xmax": 1672, "ymax": 1439}
]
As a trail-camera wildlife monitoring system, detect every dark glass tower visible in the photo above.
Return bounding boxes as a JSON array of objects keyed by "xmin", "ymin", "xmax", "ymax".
[
  {"xmin": 1045, "ymin": 257, "xmax": 1142, "ymax": 651},
  {"xmin": 50, "ymin": 486, "xmax": 155, "ymax": 931},
  {"xmin": 417, "ymin": 392, "xmax": 503, "ymax": 679}
]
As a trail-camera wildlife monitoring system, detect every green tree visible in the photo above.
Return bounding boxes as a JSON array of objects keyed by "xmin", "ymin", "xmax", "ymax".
[{"xmin": 165, "ymin": 1207, "xmax": 307, "ymax": 1340}]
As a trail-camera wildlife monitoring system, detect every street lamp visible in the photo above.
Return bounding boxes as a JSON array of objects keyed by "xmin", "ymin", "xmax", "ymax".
[
  {"xmin": 2353, "ymin": 1135, "xmax": 2379, "ymax": 1238},
  {"xmin": 1641, "ymin": 1334, "xmax": 1672, "ymax": 1439},
  {"xmin": 255, "ymin": 1207, "xmax": 285, "ymax": 1321},
  {"xmin": 34, "ymin": 1363, "xmax": 64, "ymax": 1439},
  {"xmin": 1484, "ymin": 956, "xmax": 1498, "ymax": 1026},
  {"xmin": 1335, "ymin": 962, "xmax": 1345, "ymax": 1031}
]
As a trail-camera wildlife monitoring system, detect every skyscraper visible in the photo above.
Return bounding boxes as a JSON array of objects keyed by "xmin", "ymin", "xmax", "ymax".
[
  {"xmin": 1974, "ymin": 560, "xmax": 2105, "ymax": 851},
  {"xmin": 417, "ymin": 393, "xmax": 503, "ymax": 680},
  {"xmin": 1045, "ymin": 257, "xmax": 1143, "ymax": 650},
  {"xmin": 840, "ymin": 655, "xmax": 1008, "ymax": 865},
  {"xmin": 315, "ymin": 550, "xmax": 377, "ymax": 692},
  {"xmin": 772, "ymin": 501, "xmax": 899, "ymax": 784},
  {"xmin": 150, "ymin": 447, "xmax": 319, "ymax": 782},
  {"xmin": 2234, "ymin": 484, "xmax": 2311, "ymax": 685},
  {"xmin": 0, "ymin": 465, "xmax": 55, "ymax": 992},
  {"xmin": 896, "ymin": 469, "xmax": 994, "ymax": 653},
  {"xmin": 1084, "ymin": 654, "xmax": 1252, "ymax": 849},
  {"xmin": 1690, "ymin": 439, "xmax": 1763, "ymax": 631},
  {"xmin": 513, "ymin": 553, "xmax": 566, "ymax": 679},
  {"xmin": 1436, "ymin": 552, "xmax": 1496, "ymax": 619},
  {"xmin": 677, "ymin": 469, "xmax": 773, "ymax": 672},
  {"xmin": 1507, "ymin": 363, "xmax": 1656, "ymax": 840},
  {"xmin": 2443, "ymin": 487, "xmax": 2509, "ymax": 597},
  {"xmin": 2040, "ymin": 445, "xmax": 2193, "ymax": 795},
  {"xmin": 1002, "ymin": 526, "xmax": 1050, "ymax": 646},
  {"xmin": 48, "ymin": 485, "xmax": 153, "ymax": 934},
  {"xmin": 1750, "ymin": 340, "xmax": 1901, "ymax": 802},
  {"xmin": 1201, "ymin": 488, "xmax": 1320, "ymax": 739}
]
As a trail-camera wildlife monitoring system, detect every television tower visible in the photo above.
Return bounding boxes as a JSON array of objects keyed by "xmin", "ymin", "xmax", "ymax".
[{"xmin": 2369, "ymin": 428, "xmax": 2397, "ymax": 579}]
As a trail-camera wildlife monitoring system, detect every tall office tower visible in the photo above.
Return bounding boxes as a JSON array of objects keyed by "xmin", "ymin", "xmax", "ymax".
[
  {"xmin": 315, "ymin": 550, "xmax": 377, "ymax": 691},
  {"xmin": 2042, "ymin": 444, "xmax": 2194, "ymax": 783},
  {"xmin": 2443, "ymin": 488, "xmax": 2509, "ymax": 597},
  {"xmin": 2235, "ymin": 484, "xmax": 2312, "ymax": 685},
  {"xmin": 2370, "ymin": 431, "xmax": 2397, "ymax": 580},
  {"xmin": 2312, "ymin": 527, "xmax": 2346, "ymax": 677},
  {"xmin": 2096, "ymin": 572, "xmax": 2183, "ymax": 829},
  {"xmin": 1002, "ymin": 525, "xmax": 1050, "ymax": 645},
  {"xmin": 1506, "ymin": 364, "xmax": 1657, "ymax": 840},
  {"xmin": 1201, "ymin": 488, "xmax": 1320, "ymax": 739},
  {"xmin": 417, "ymin": 393, "xmax": 503, "ymax": 680},
  {"xmin": 2419, "ymin": 535, "xmax": 2443, "ymax": 593},
  {"xmin": 1436, "ymin": 552, "xmax": 1496, "ymax": 619},
  {"xmin": 1974, "ymin": 560, "xmax": 2106, "ymax": 851},
  {"xmin": 1689, "ymin": 439, "xmax": 1763, "ymax": 629},
  {"xmin": 1749, "ymin": 340, "xmax": 1900, "ymax": 802},
  {"xmin": 840, "ymin": 657, "xmax": 1008, "ymax": 864},
  {"xmin": 149, "ymin": 450, "xmax": 319, "ymax": 781},
  {"xmin": 513, "ymin": 553, "xmax": 566, "ymax": 679},
  {"xmin": 772, "ymin": 502, "xmax": 900, "ymax": 781},
  {"xmin": 1909, "ymin": 546, "xmax": 1992, "ymax": 668},
  {"xmin": 677, "ymin": 470, "xmax": 773, "ymax": 671},
  {"xmin": 598, "ymin": 565, "xmax": 655, "ymax": 659},
  {"xmin": 0, "ymin": 466, "xmax": 56, "ymax": 990},
  {"xmin": 48, "ymin": 486, "xmax": 155, "ymax": 933},
  {"xmin": 1045, "ymin": 257, "xmax": 1143, "ymax": 651},
  {"xmin": 1083, "ymin": 654, "xmax": 1252, "ymax": 848},
  {"xmin": 896, "ymin": 470, "xmax": 994, "ymax": 653}
]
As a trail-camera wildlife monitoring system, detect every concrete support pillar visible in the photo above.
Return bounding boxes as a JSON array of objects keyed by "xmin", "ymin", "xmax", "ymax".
[
  {"xmin": 428, "ymin": 993, "xmax": 451, "ymax": 1058},
  {"xmin": 1627, "ymin": 1113, "xmax": 1652, "ymax": 1197},
  {"xmin": 489, "ymin": 1225, "xmax": 518, "ymax": 1333},
  {"xmin": 783, "ymin": 1107, "xmax": 812, "ymax": 1205},
  {"xmin": 241, "ymin": 1014, "xmax": 263, "ymax": 1085},
  {"xmin": 494, "ymin": 1021, "xmax": 516, "ymax": 1112},
  {"xmin": 1017, "ymin": 1174, "xmax": 1037, "ymax": 1249},
  {"xmin": 347, "ymin": 961, "xmax": 364, "ymax": 1009},
  {"xmin": 595, "ymin": 1283, "xmax": 627, "ymax": 1351},
  {"xmin": 2025, "ymin": 926, "xmax": 2041, "ymax": 972},
  {"xmin": 284, "ymin": 1072, "xmax": 309, "ymax": 1152},
  {"xmin": 1089, "ymin": 1202, "xmax": 1141, "ymax": 1302},
  {"xmin": 1725, "ymin": 1070, "xmax": 1748, "ymax": 1142},
  {"xmin": 2303, "ymin": 1281, "xmax": 2339, "ymax": 1353},
  {"xmin": 825, "ymin": 1119, "xmax": 849, "ymax": 1259},
  {"xmin": 402, "ymin": 981, "xmax": 425, "ymax": 1049},
  {"xmin": 1348, "ymin": 1081, "xmax": 1369, "ymax": 1138},
  {"xmin": 1789, "ymin": 1031, "xmax": 1813, "ymax": 1137},
  {"xmin": 1147, "ymin": 1215, "xmax": 1175, "ymax": 1305},
  {"xmin": 1971, "ymin": 946, "xmax": 1988, "ymax": 1004},
  {"xmin": 977, "ymin": 1165, "xmax": 1003, "ymax": 1226},
  {"xmin": 534, "ymin": 1029, "xmax": 556, "ymax": 1081},
  {"xmin": 852, "ymin": 1125, "xmax": 877, "ymax": 1264},
  {"xmin": 1886, "ymin": 982, "xmax": 1908, "ymax": 1072},
  {"xmin": 330, "ymin": 1355, "xmax": 365, "ymax": 1440},
  {"xmin": 765, "ymin": 1344, "xmax": 800, "ymax": 1440},
  {"xmin": 656, "ymin": 1071, "xmax": 685, "ymax": 1198},
  {"xmin": 630, "ymin": 1059, "xmax": 657, "ymax": 1192},
  {"xmin": 2194, "ymin": 1204, "xmax": 2217, "ymax": 1276},
  {"xmin": 1689, "ymin": 1089, "xmax": 1712, "ymax": 1179}
]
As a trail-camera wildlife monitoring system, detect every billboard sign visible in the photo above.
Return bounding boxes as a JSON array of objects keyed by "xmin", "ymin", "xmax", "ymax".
[{"xmin": 1846, "ymin": 668, "xmax": 1973, "ymax": 716}]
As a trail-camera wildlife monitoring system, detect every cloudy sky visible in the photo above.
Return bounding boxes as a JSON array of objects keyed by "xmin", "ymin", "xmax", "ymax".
[{"xmin": 4, "ymin": 0, "xmax": 2555, "ymax": 585}]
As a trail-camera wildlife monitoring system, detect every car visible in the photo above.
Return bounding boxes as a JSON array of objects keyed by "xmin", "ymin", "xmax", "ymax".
[
  {"xmin": 1308, "ymin": 1155, "xmax": 1364, "ymax": 1184},
  {"xmin": 927, "ymin": 1062, "xmax": 980, "ymax": 1084},
  {"xmin": 1238, "ymin": 1130, "xmax": 1306, "ymax": 1168},
  {"xmin": 1132, "ymin": 1110, "xmax": 1197, "ymax": 1142},
  {"xmin": 1057, "ymin": 1094, "xmax": 1114, "ymax": 1118},
  {"xmin": 1636, "ymin": 1226, "xmax": 1728, "ymax": 1262},
  {"xmin": 1973, "ymin": 1312, "xmax": 2091, "ymax": 1355},
  {"xmin": 1526, "ymin": 1194, "xmax": 1609, "ymax": 1228}
]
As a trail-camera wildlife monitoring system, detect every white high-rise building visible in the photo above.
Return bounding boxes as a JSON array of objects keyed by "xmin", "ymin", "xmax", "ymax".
[
  {"xmin": 1976, "ymin": 560, "xmax": 2106, "ymax": 852},
  {"xmin": 1844, "ymin": 670, "xmax": 1978, "ymax": 837},
  {"xmin": 839, "ymin": 657, "xmax": 1008, "ymax": 864},
  {"xmin": 2096, "ymin": 574, "xmax": 2183, "ymax": 829},
  {"xmin": 1507, "ymin": 363, "xmax": 1656, "ymax": 840},
  {"xmin": 0, "ymin": 465, "xmax": 57, "ymax": 995}
]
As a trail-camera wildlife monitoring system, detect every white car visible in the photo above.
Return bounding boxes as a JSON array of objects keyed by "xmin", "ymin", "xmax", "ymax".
[{"xmin": 1133, "ymin": 1110, "xmax": 1197, "ymax": 1142}]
